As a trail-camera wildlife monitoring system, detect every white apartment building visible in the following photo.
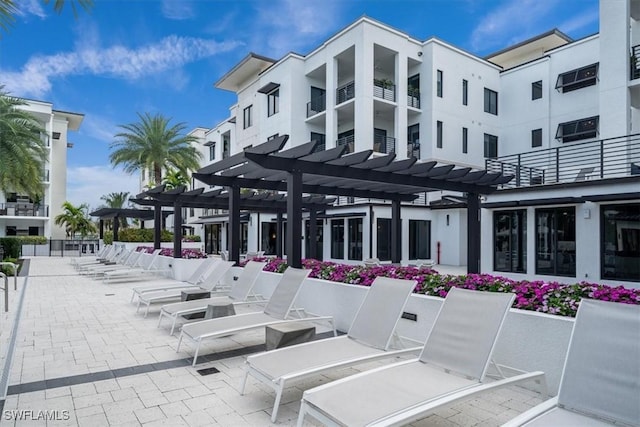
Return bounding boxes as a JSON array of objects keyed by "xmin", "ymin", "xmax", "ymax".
[
  {"xmin": 0, "ymin": 99, "xmax": 84, "ymax": 239},
  {"xmin": 184, "ymin": 0, "xmax": 639, "ymax": 286}
]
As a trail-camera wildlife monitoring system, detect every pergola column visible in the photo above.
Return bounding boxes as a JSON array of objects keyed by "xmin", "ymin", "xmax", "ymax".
[
  {"xmin": 286, "ymin": 171, "xmax": 303, "ymax": 268},
  {"xmin": 467, "ymin": 192, "xmax": 481, "ymax": 274},
  {"xmin": 308, "ymin": 209, "xmax": 317, "ymax": 260},
  {"xmin": 99, "ymin": 219, "xmax": 104, "ymax": 240},
  {"xmin": 173, "ymin": 202, "xmax": 183, "ymax": 258},
  {"xmin": 276, "ymin": 212, "xmax": 283, "ymax": 259},
  {"xmin": 113, "ymin": 215, "xmax": 120, "ymax": 242},
  {"xmin": 227, "ymin": 185, "xmax": 241, "ymax": 264},
  {"xmin": 154, "ymin": 202, "xmax": 162, "ymax": 250},
  {"xmin": 391, "ymin": 200, "xmax": 402, "ymax": 264}
]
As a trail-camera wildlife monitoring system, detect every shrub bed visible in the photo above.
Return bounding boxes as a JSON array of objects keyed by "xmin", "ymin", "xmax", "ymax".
[{"xmin": 241, "ymin": 257, "xmax": 640, "ymax": 317}]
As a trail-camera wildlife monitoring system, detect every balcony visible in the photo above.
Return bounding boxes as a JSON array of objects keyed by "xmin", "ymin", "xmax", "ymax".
[
  {"xmin": 336, "ymin": 134, "xmax": 354, "ymax": 154},
  {"xmin": 485, "ymin": 134, "xmax": 640, "ymax": 188},
  {"xmin": 0, "ymin": 202, "xmax": 49, "ymax": 217},
  {"xmin": 408, "ymin": 88, "xmax": 421, "ymax": 109},
  {"xmin": 408, "ymin": 141, "xmax": 421, "ymax": 159},
  {"xmin": 373, "ymin": 79, "xmax": 395, "ymax": 102},
  {"xmin": 336, "ymin": 81, "xmax": 355, "ymax": 105},
  {"xmin": 632, "ymin": 44, "xmax": 640, "ymax": 80},
  {"xmin": 307, "ymin": 94, "xmax": 326, "ymax": 117},
  {"xmin": 42, "ymin": 169, "xmax": 50, "ymax": 182},
  {"xmin": 374, "ymin": 135, "xmax": 396, "ymax": 154}
]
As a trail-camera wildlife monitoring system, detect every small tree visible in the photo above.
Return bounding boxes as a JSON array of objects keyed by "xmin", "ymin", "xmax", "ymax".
[{"xmin": 54, "ymin": 201, "xmax": 96, "ymax": 238}]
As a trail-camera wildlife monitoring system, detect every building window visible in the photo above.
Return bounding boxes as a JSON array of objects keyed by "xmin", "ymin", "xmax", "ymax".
[
  {"xmin": 330, "ymin": 219, "xmax": 344, "ymax": 259},
  {"xmin": 436, "ymin": 70, "xmax": 443, "ymax": 98},
  {"xmin": 348, "ymin": 218, "xmax": 363, "ymax": 260},
  {"xmin": 555, "ymin": 63, "xmax": 598, "ymax": 93},
  {"xmin": 222, "ymin": 137, "xmax": 230, "ymax": 159},
  {"xmin": 532, "ymin": 81, "xmax": 542, "ymax": 100},
  {"xmin": 462, "ymin": 79, "xmax": 468, "ymax": 105},
  {"xmin": 243, "ymin": 105, "xmax": 253, "ymax": 129},
  {"xmin": 484, "ymin": 133, "xmax": 498, "ymax": 158},
  {"xmin": 555, "ymin": 116, "xmax": 599, "ymax": 143},
  {"xmin": 208, "ymin": 142, "xmax": 216, "ymax": 161},
  {"xmin": 436, "ymin": 121, "xmax": 443, "ymax": 149},
  {"xmin": 602, "ymin": 203, "xmax": 640, "ymax": 282},
  {"xmin": 267, "ymin": 89, "xmax": 279, "ymax": 117},
  {"xmin": 407, "ymin": 124, "xmax": 420, "ymax": 158},
  {"xmin": 531, "ymin": 128, "xmax": 542, "ymax": 147},
  {"xmin": 484, "ymin": 88, "xmax": 498, "ymax": 115},
  {"xmin": 409, "ymin": 220, "xmax": 430, "ymax": 260},
  {"xmin": 536, "ymin": 207, "xmax": 576, "ymax": 277},
  {"xmin": 377, "ymin": 218, "xmax": 391, "ymax": 261},
  {"xmin": 494, "ymin": 210, "xmax": 527, "ymax": 273},
  {"xmin": 240, "ymin": 222, "xmax": 249, "ymax": 254},
  {"xmin": 462, "ymin": 127, "xmax": 468, "ymax": 154}
]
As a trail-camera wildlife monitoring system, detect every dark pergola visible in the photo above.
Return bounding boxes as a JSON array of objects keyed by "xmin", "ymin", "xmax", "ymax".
[
  {"xmin": 193, "ymin": 135, "xmax": 512, "ymax": 272},
  {"xmin": 133, "ymin": 183, "xmax": 335, "ymax": 261},
  {"xmin": 89, "ymin": 207, "xmax": 173, "ymax": 242}
]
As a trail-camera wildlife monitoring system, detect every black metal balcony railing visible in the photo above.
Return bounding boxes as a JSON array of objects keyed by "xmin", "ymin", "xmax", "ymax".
[
  {"xmin": 632, "ymin": 44, "xmax": 640, "ymax": 80},
  {"xmin": 306, "ymin": 94, "xmax": 326, "ymax": 117},
  {"xmin": 374, "ymin": 135, "xmax": 396, "ymax": 154},
  {"xmin": 373, "ymin": 79, "xmax": 396, "ymax": 102},
  {"xmin": 485, "ymin": 134, "xmax": 640, "ymax": 189},
  {"xmin": 336, "ymin": 81, "xmax": 355, "ymax": 105},
  {"xmin": 408, "ymin": 87, "xmax": 421, "ymax": 108},
  {"xmin": 408, "ymin": 141, "xmax": 421, "ymax": 159},
  {"xmin": 336, "ymin": 134, "xmax": 355, "ymax": 154},
  {"xmin": 0, "ymin": 203, "xmax": 49, "ymax": 217}
]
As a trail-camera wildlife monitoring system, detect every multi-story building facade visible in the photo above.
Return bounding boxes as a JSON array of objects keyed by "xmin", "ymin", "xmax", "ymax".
[
  {"xmin": 0, "ymin": 99, "xmax": 84, "ymax": 239},
  {"xmin": 184, "ymin": 0, "xmax": 639, "ymax": 286}
]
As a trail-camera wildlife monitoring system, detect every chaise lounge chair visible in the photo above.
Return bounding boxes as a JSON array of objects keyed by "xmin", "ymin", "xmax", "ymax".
[
  {"xmin": 157, "ymin": 260, "xmax": 266, "ymax": 335},
  {"xmin": 102, "ymin": 249, "xmax": 171, "ymax": 283},
  {"xmin": 130, "ymin": 257, "xmax": 218, "ymax": 303},
  {"xmin": 70, "ymin": 244, "xmax": 112, "ymax": 266},
  {"xmin": 503, "ymin": 299, "xmax": 640, "ymax": 427},
  {"xmin": 136, "ymin": 259, "xmax": 235, "ymax": 317},
  {"xmin": 242, "ymin": 276, "xmax": 422, "ymax": 422},
  {"xmin": 177, "ymin": 266, "xmax": 336, "ymax": 366},
  {"xmin": 297, "ymin": 287, "xmax": 547, "ymax": 427}
]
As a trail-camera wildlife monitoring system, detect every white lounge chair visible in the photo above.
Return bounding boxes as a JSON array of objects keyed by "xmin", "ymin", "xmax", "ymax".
[
  {"xmin": 87, "ymin": 250, "xmax": 145, "ymax": 277},
  {"xmin": 503, "ymin": 299, "xmax": 640, "ymax": 427},
  {"xmin": 77, "ymin": 247, "xmax": 131, "ymax": 274},
  {"xmin": 136, "ymin": 260, "xmax": 235, "ymax": 317},
  {"xmin": 363, "ymin": 257, "xmax": 381, "ymax": 267},
  {"xmin": 157, "ymin": 260, "xmax": 267, "ymax": 335},
  {"xmin": 242, "ymin": 276, "xmax": 422, "ymax": 422},
  {"xmin": 129, "ymin": 257, "xmax": 218, "ymax": 303},
  {"xmin": 70, "ymin": 245, "xmax": 112, "ymax": 266},
  {"xmin": 74, "ymin": 245, "xmax": 122, "ymax": 271},
  {"xmin": 297, "ymin": 287, "xmax": 547, "ymax": 427},
  {"xmin": 177, "ymin": 266, "xmax": 336, "ymax": 366},
  {"xmin": 102, "ymin": 249, "xmax": 171, "ymax": 283}
]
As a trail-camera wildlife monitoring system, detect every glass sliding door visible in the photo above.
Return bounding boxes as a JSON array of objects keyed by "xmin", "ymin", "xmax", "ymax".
[
  {"xmin": 409, "ymin": 220, "xmax": 430, "ymax": 260},
  {"xmin": 602, "ymin": 203, "xmax": 640, "ymax": 282},
  {"xmin": 204, "ymin": 224, "xmax": 221, "ymax": 255},
  {"xmin": 330, "ymin": 219, "xmax": 344, "ymax": 259},
  {"xmin": 536, "ymin": 207, "xmax": 575, "ymax": 277},
  {"xmin": 377, "ymin": 218, "xmax": 391, "ymax": 261},
  {"xmin": 304, "ymin": 219, "xmax": 324, "ymax": 261},
  {"xmin": 348, "ymin": 218, "xmax": 363, "ymax": 260},
  {"xmin": 494, "ymin": 210, "xmax": 526, "ymax": 273}
]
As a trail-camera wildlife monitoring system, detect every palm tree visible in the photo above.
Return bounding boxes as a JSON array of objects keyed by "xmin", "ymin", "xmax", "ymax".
[
  {"xmin": 0, "ymin": 88, "xmax": 47, "ymax": 199},
  {"xmin": 162, "ymin": 168, "xmax": 190, "ymax": 190},
  {"xmin": 99, "ymin": 191, "xmax": 130, "ymax": 230},
  {"xmin": 0, "ymin": 0, "xmax": 93, "ymax": 34},
  {"xmin": 109, "ymin": 113, "xmax": 202, "ymax": 187},
  {"xmin": 54, "ymin": 201, "xmax": 96, "ymax": 238}
]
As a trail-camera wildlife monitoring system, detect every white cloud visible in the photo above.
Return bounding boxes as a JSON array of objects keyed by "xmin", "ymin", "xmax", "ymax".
[
  {"xmin": 254, "ymin": 0, "xmax": 341, "ymax": 56},
  {"xmin": 17, "ymin": 0, "xmax": 47, "ymax": 19},
  {"xmin": 0, "ymin": 35, "xmax": 243, "ymax": 97},
  {"xmin": 469, "ymin": 0, "xmax": 561, "ymax": 52},
  {"xmin": 80, "ymin": 114, "xmax": 118, "ymax": 144},
  {"xmin": 66, "ymin": 165, "xmax": 141, "ymax": 212},
  {"xmin": 161, "ymin": 0, "xmax": 195, "ymax": 20},
  {"xmin": 558, "ymin": 8, "xmax": 599, "ymax": 35}
]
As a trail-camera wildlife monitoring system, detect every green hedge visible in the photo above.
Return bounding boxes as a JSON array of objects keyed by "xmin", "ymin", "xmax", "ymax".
[
  {"xmin": 0, "ymin": 236, "xmax": 47, "ymax": 258},
  {"xmin": 103, "ymin": 229, "xmax": 173, "ymax": 244},
  {"xmin": 0, "ymin": 257, "xmax": 19, "ymax": 275}
]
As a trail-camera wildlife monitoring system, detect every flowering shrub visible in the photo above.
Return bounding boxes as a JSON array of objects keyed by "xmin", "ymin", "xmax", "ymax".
[
  {"xmin": 135, "ymin": 246, "xmax": 207, "ymax": 259},
  {"xmin": 240, "ymin": 257, "xmax": 640, "ymax": 317}
]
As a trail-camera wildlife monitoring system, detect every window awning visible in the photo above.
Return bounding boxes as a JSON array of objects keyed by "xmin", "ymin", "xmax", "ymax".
[{"xmin": 257, "ymin": 82, "xmax": 280, "ymax": 94}]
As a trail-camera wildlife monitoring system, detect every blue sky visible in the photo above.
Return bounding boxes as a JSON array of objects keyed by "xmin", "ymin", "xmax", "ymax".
[{"xmin": 0, "ymin": 0, "xmax": 599, "ymax": 211}]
